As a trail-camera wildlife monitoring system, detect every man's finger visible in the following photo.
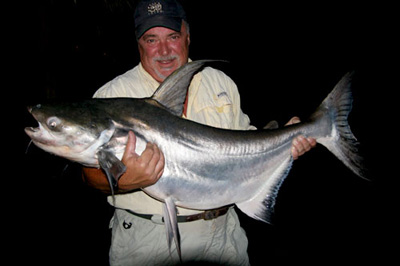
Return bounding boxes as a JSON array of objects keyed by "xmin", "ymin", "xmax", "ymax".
[
  {"xmin": 155, "ymin": 147, "xmax": 165, "ymax": 177},
  {"xmin": 285, "ymin": 116, "xmax": 301, "ymax": 126},
  {"xmin": 145, "ymin": 143, "xmax": 160, "ymax": 168},
  {"xmin": 137, "ymin": 142, "xmax": 157, "ymax": 166}
]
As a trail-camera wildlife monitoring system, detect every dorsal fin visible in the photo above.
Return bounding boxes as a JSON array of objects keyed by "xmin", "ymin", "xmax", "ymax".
[{"xmin": 151, "ymin": 60, "xmax": 216, "ymax": 116}]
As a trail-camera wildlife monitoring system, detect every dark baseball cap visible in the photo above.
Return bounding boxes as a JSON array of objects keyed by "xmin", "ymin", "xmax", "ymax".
[{"xmin": 134, "ymin": 0, "xmax": 187, "ymax": 39}]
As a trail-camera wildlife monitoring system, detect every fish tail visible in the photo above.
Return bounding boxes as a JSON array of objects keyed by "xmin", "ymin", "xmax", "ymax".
[{"xmin": 312, "ymin": 72, "xmax": 367, "ymax": 179}]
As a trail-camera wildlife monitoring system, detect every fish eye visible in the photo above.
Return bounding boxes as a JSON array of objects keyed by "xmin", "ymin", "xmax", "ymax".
[{"xmin": 47, "ymin": 117, "xmax": 61, "ymax": 129}]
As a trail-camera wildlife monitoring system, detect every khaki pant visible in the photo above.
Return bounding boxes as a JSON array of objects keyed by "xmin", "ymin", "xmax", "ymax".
[{"xmin": 109, "ymin": 208, "xmax": 250, "ymax": 265}]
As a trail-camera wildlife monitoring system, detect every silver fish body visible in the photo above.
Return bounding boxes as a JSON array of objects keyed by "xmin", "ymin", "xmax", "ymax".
[{"xmin": 25, "ymin": 61, "xmax": 365, "ymax": 260}]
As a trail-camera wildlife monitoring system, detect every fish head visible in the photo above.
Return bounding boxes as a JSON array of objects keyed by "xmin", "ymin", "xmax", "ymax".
[{"xmin": 25, "ymin": 102, "xmax": 112, "ymax": 166}]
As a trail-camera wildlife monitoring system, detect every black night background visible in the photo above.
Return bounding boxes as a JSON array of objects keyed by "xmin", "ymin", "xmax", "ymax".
[{"xmin": 11, "ymin": 0, "xmax": 397, "ymax": 265}]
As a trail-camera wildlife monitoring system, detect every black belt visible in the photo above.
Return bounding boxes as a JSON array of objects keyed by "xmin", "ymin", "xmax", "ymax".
[{"xmin": 121, "ymin": 206, "xmax": 231, "ymax": 223}]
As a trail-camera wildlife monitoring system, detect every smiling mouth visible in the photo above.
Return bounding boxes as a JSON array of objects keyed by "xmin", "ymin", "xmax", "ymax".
[
  {"xmin": 157, "ymin": 59, "xmax": 175, "ymax": 66},
  {"xmin": 154, "ymin": 56, "xmax": 178, "ymax": 67}
]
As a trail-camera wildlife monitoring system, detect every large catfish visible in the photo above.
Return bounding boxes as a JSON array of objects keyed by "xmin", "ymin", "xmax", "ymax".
[{"xmin": 25, "ymin": 60, "xmax": 365, "ymax": 260}]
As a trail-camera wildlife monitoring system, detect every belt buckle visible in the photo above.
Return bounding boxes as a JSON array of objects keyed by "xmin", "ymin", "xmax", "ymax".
[{"xmin": 203, "ymin": 210, "xmax": 217, "ymax": 220}]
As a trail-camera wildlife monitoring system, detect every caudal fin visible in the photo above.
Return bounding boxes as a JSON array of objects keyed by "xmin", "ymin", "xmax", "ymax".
[{"xmin": 313, "ymin": 72, "xmax": 367, "ymax": 179}]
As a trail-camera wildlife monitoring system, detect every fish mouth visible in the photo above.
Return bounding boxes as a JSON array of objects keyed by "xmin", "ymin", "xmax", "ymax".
[
  {"xmin": 24, "ymin": 126, "xmax": 42, "ymax": 143},
  {"xmin": 24, "ymin": 113, "xmax": 41, "ymax": 135},
  {"xmin": 25, "ymin": 126, "xmax": 40, "ymax": 133},
  {"xmin": 24, "ymin": 123, "xmax": 53, "ymax": 146},
  {"xmin": 25, "ymin": 106, "xmax": 43, "ymax": 136}
]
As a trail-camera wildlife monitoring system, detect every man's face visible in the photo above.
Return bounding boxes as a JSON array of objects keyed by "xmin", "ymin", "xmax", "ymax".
[{"xmin": 138, "ymin": 22, "xmax": 190, "ymax": 83}]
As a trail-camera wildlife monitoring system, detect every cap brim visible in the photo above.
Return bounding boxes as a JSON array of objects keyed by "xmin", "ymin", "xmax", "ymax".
[{"xmin": 136, "ymin": 15, "xmax": 182, "ymax": 38}]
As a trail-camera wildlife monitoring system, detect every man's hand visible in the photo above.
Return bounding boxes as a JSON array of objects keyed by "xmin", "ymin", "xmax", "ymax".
[
  {"xmin": 118, "ymin": 131, "xmax": 165, "ymax": 192},
  {"xmin": 82, "ymin": 131, "xmax": 164, "ymax": 194},
  {"xmin": 285, "ymin": 117, "xmax": 317, "ymax": 160}
]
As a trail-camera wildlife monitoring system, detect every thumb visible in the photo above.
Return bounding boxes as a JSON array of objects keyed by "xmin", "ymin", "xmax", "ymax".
[{"xmin": 123, "ymin": 131, "xmax": 137, "ymax": 160}]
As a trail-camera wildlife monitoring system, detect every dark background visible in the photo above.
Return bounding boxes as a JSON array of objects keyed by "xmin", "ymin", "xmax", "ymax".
[{"xmin": 12, "ymin": 0, "xmax": 397, "ymax": 265}]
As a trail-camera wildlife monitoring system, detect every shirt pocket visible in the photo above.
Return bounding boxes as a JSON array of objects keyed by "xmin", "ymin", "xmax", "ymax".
[{"xmin": 193, "ymin": 92, "xmax": 235, "ymax": 129}]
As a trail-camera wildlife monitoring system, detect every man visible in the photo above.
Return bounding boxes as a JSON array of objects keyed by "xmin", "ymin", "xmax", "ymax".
[{"xmin": 83, "ymin": 0, "xmax": 316, "ymax": 265}]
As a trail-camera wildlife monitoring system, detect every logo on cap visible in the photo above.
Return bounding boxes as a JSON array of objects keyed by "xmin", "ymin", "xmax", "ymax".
[{"xmin": 148, "ymin": 2, "xmax": 163, "ymax": 15}]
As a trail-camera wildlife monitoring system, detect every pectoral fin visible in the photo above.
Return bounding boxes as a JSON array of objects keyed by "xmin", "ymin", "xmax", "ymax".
[
  {"xmin": 163, "ymin": 197, "xmax": 182, "ymax": 262},
  {"xmin": 97, "ymin": 149, "xmax": 126, "ymax": 195}
]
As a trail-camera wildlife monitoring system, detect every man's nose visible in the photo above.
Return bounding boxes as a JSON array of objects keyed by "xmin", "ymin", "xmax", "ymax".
[{"xmin": 158, "ymin": 40, "xmax": 171, "ymax": 56}]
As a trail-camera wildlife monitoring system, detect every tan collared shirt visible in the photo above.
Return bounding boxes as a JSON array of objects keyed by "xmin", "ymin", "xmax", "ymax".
[{"xmin": 94, "ymin": 62, "xmax": 255, "ymax": 215}]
